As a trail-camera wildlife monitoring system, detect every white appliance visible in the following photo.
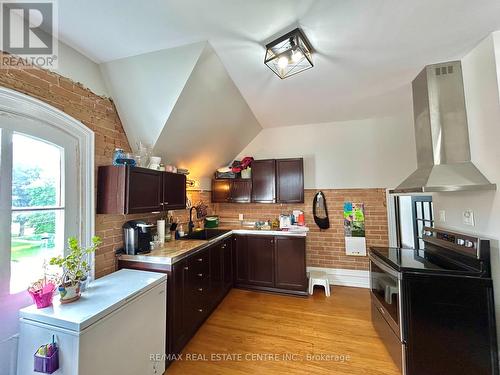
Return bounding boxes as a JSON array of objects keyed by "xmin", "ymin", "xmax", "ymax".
[{"xmin": 17, "ymin": 269, "xmax": 167, "ymax": 375}]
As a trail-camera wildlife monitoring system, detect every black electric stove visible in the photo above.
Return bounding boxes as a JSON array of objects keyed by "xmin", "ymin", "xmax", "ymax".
[
  {"xmin": 370, "ymin": 246, "xmax": 486, "ymax": 275},
  {"xmin": 369, "ymin": 227, "xmax": 498, "ymax": 375}
]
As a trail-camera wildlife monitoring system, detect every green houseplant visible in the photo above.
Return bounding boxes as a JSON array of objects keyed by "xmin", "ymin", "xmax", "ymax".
[{"xmin": 50, "ymin": 236, "xmax": 101, "ymax": 304}]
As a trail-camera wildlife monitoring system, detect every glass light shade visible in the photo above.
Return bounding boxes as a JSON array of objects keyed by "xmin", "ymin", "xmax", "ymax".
[{"xmin": 264, "ymin": 28, "xmax": 313, "ymax": 79}]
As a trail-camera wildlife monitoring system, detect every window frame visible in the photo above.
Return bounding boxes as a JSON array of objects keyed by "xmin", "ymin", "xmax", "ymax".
[{"xmin": 0, "ymin": 87, "xmax": 94, "ymax": 297}]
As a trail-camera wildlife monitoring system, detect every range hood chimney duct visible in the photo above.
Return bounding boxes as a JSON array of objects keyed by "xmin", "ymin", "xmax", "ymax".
[{"xmin": 391, "ymin": 61, "xmax": 496, "ymax": 193}]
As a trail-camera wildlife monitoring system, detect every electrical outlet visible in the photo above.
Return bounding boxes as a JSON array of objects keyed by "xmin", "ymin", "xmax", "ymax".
[
  {"xmin": 462, "ymin": 210, "xmax": 475, "ymax": 226},
  {"xmin": 238, "ymin": 213, "xmax": 244, "ymax": 221},
  {"xmin": 439, "ymin": 210, "xmax": 446, "ymax": 222}
]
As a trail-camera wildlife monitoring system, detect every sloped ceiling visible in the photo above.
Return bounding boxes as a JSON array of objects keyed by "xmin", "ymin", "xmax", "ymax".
[
  {"xmin": 99, "ymin": 42, "xmax": 205, "ymax": 149},
  {"xmin": 153, "ymin": 43, "xmax": 262, "ymax": 188},
  {"xmin": 56, "ymin": 0, "xmax": 500, "ymax": 128}
]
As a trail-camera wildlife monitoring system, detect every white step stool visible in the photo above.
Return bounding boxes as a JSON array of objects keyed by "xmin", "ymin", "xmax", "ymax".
[{"xmin": 308, "ymin": 271, "xmax": 331, "ymax": 297}]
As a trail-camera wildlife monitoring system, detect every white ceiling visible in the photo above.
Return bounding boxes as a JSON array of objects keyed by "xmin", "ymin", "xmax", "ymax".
[{"xmin": 56, "ymin": 0, "xmax": 500, "ymax": 128}]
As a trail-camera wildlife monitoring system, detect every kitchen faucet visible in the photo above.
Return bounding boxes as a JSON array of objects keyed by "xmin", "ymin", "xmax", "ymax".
[{"xmin": 188, "ymin": 206, "xmax": 196, "ymax": 234}]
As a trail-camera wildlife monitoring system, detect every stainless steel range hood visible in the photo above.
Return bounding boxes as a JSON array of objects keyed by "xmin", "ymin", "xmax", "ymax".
[{"xmin": 392, "ymin": 61, "xmax": 496, "ymax": 193}]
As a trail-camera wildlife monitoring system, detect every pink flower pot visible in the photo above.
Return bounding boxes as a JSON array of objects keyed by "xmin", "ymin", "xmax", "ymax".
[{"xmin": 28, "ymin": 283, "xmax": 56, "ymax": 309}]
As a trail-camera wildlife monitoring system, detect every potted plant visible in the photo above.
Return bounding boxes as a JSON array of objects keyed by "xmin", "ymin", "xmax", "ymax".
[{"xmin": 49, "ymin": 236, "xmax": 101, "ymax": 304}]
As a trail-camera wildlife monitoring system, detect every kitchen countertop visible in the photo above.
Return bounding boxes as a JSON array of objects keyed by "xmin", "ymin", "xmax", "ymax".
[{"xmin": 118, "ymin": 227, "xmax": 307, "ymax": 266}]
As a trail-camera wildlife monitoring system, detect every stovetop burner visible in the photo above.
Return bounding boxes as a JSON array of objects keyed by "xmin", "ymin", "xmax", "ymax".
[
  {"xmin": 370, "ymin": 246, "xmax": 475, "ymax": 274},
  {"xmin": 370, "ymin": 227, "xmax": 491, "ymax": 277}
]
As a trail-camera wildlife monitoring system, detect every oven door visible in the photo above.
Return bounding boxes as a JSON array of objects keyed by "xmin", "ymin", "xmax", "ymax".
[{"xmin": 369, "ymin": 254, "xmax": 402, "ymax": 337}]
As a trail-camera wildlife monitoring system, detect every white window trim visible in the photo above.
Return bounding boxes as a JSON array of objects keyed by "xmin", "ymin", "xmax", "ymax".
[{"xmin": 0, "ymin": 86, "xmax": 95, "ymax": 293}]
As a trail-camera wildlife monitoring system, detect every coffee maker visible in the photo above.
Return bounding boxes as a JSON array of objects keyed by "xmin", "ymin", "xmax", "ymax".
[{"xmin": 123, "ymin": 220, "xmax": 155, "ymax": 254}]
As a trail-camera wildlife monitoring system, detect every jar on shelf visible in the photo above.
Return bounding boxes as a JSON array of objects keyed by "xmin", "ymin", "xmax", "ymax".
[{"xmin": 112, "ymin": 148, "xmax": 124, "ymax": 166}]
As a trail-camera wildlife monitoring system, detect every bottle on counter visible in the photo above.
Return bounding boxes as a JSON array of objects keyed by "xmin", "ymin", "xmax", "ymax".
[{"xmin": 177, "ymin": 224, "xmax": 185, "ymax": 238}]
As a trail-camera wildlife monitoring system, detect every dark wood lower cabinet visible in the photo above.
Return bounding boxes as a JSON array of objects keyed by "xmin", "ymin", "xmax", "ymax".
[
  {"xmin": 275, "ymin": 236, "xmax": 307, "ymax": 291},
  {"xmin": 234, "ymin": 235, "xmax": 307, "ymax": 296},
  {"xmin": 118, "ymin": 233, "xmax": 306, "ymax": 368},
  {"xmin": 247, "ymin": 236, "xmax": 275, "ymax": 287},
  {"xmin": 234, "ymin": 235, "xmax": 248, "ymax": 283}
]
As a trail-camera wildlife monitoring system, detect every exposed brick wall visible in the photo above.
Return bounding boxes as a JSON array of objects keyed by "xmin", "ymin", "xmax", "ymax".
[
  {"xmin": 0, "ymin": 53, "xmax": 201, "ymax": 278},
  {"xmin": 214, "ymin": 189, "xmax": 389, "ymax": 270}
]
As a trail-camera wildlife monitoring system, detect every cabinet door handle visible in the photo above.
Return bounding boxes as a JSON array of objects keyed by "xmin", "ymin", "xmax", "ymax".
[
  {"xmin": 197, "ymin": 273, "xmax": 203, "ymax": 277},
  {"xmin": 160, "ymin": 202, "xmax": 164, "ymax": 206},
  {"xmin": 270, "ymin": 239, "xmax": 274, "ymax": 244},
  {"xmin": 197, "ymin": 258, "xmax": 203, "ymax": 262},
  {"xmin": 184, "ymin": 266, "xmax": 189, "ymax": 271},
  {"xmin": 197, "ymin": 308, "xmax": 203, "ymax": 313},
  {"xmin": 198, "ymin": 288, "xmax": 203, "ymax": 292},
  {"xmin": 164, "ymin": 201, "xmax": 169, "ymax": 205},
  {"xmin": 222, "ymin": 244, "xmax": 226, "ymax": 249}
]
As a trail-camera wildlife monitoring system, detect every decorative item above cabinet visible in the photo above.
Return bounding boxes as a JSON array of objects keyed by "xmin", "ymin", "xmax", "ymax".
[
  {"xmin": 211, "ymin": 158, "xmax": 304, "ymax": 204},
  {"xmin": 97, "ymin": 166, "xmax": 186, "ymax": 214}
]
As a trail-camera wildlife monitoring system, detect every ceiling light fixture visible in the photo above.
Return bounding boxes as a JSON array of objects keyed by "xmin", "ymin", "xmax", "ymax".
[{"xmin": 264, "ymin": 28, "xmax": 313, "ymax": 79}]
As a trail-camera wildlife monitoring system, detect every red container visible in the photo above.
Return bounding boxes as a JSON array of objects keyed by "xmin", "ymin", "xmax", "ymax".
[
  {"xmin": 29, "ymin": 283, "xmax": 56, "ymax": 309},
  {"xmin": 298, "ymin": 213, "xmax": 305, "ymax": 226}
]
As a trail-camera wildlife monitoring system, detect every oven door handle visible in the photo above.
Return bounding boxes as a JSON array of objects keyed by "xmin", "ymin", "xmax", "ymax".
[{"xmin": 369, "ymin": 254, "xmax": 401, "ymax": 279}]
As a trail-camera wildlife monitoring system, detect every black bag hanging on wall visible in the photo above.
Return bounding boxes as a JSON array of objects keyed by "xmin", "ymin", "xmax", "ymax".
[{"xmin": 313, "ymin": 191, "xmax": 330, "ymax": 230}]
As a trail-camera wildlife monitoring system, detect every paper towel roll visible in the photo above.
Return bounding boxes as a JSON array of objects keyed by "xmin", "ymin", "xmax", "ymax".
[{"xmin": 157, "ymin": 220, "xmax": 165, "ymax": 244}]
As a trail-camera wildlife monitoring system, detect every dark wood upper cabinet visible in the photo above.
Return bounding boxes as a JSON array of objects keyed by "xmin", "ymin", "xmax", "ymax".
[
  {"xmin": 163, "ymin": 172, "xmax": 186, "ymax": 210},
  {"xmin": 230, "ymin": 179, "xmax": 252, "ymax": 203},
  {"xmin": 274, "ymin": 236, "xmax": 307, "ymax": 291},
  {"xmin": 276, "ymin": 158, "xmax": 304, "ymax": 203},
  {"xmin": 247, "ymin": 236, "xmax": 275, "ymax": 287},
  {"xmin": 212, "ymin": 179, "xmax": 252, "ymax": 203},
  {"xmin": 97, "ymin": 166, "xmax": 186, "ymax": 214},
  {"xmin": 212, "ymin": 179, "xmax": 231, "ymax": 203},
  {"xmin": 211, "ymin": 158, "xmax": 303, "ymax": 204},
  {"xmin": 251, "ymin": 159, "xmax": 276, "ymax": 203},
  {"xmin": 127, "ymin": 167, "xmax": 163, "ymax": 213},
  {"xmin": 97, "ymin": 166, "xmax": 163, "ymax": 214}
]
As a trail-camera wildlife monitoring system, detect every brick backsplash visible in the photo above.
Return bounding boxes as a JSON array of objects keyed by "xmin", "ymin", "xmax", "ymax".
[
  {"xmin": 213, "ymin": 189, "xmax": 389, "ymax": 271},
  {"xmin": 0, "ymin": 52, "xmax": 388, "ymax": 276}
]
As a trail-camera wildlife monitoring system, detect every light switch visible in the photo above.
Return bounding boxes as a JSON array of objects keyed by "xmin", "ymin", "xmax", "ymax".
[
  {"xmin": 439, "ymin": 210, "xmax": 446, "ymax": 222},
  {"xmin": 238, "ymin": 213, "xmax": 244, "ymax": 221},
  {"xmin": 463, "ymin": 210, "xmax": 475, "ymax": 226}
]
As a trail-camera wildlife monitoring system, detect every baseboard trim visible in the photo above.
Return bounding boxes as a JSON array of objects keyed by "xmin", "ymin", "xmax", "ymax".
[{"xmin": 307, "ymin": 267, "xmax": 369, "ymax": 289}]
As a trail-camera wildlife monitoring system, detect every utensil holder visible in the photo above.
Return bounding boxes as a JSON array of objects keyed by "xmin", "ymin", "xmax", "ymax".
[{"xmin": 34, "ymin": 347, "xmax": 59, "ymax": 373}]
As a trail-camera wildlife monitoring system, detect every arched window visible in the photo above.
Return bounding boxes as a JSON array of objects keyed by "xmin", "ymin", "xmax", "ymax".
[
  {"xmin": 0, "ymin": 87, "xmax": 94, "ymax": 349},
  {"xmin": 9, "ymin": 132, "xmax": 67, "ymax": 293}
]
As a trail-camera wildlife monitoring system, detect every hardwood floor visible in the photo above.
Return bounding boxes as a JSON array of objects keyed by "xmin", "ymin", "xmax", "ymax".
[{"xmin": 166, "ymin": 287, "xmax": 400, "ymax": 375}]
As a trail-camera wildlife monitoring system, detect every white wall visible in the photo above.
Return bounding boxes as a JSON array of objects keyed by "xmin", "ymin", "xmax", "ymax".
[
  {"xmin": 100, "ymin": 42, "xmax": 205, "ymax": 152},
  {"xmin": 53, "ymin": 41, "xmax": 109, "ymax": 96},
  {"xmin": 237, "ymin": 106, "xmax": 417, "ymax": 189},
  {"xmin": 153, "ymin": 44, "xmax": 262, "ymax": 190},
  {"xmin": 432, "ymin": 32, "xmax": 500, "ymax": 347}
]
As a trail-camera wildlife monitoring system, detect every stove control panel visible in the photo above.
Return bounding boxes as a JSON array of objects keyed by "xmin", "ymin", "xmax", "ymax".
[{"xmin": 423, "ymin": 226, "xmax": 481, "ymax": 258}]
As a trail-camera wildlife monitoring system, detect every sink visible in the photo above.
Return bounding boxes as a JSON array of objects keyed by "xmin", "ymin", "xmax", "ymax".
[{"xmin": 180, "ymin": 228, "xmax": 230, "ymax": 241}]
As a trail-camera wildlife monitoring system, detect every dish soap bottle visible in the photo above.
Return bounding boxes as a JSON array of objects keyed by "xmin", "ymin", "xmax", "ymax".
[{"xmin": 177, "ymin": 224, "xmax": 185, "ymax": 238}]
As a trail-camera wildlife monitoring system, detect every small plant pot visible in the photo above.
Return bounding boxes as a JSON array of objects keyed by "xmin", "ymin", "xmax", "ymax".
[{"xmin": 58, "ymin": 282, "xmax": 81, "ymax": 304}]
